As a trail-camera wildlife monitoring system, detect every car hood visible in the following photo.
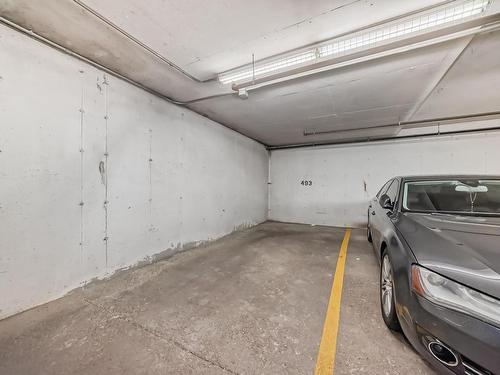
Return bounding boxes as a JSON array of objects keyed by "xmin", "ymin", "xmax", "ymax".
[{"xmin": 396, "ymin": 212, "xmax": 500, "ymax": 299}]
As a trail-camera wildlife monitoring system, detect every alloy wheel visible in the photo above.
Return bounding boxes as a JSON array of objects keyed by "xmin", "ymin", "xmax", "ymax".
[{"xmin": 381, "ymin": 255, "xmax": 394, "ymax": 317}]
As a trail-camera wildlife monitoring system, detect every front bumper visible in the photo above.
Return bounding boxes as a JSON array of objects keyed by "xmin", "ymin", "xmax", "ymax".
[{"xmin": 400, "ymin": 293, "xmax": 500, "ymax": 374}]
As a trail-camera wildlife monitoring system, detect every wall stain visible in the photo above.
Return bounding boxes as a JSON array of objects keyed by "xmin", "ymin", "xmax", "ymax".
[
  {"xmin": 98, "ymin": 160, "xmax": 106, "ymax": 185},
  {"xmin": 96, "ymin": 76, "xmax": 102, "ymax": 92}
]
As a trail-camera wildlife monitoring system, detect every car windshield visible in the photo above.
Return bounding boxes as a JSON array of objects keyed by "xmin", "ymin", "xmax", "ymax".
[{"xmin": 402, "ymin": 179, "xmax": 500, "ymax": 215}]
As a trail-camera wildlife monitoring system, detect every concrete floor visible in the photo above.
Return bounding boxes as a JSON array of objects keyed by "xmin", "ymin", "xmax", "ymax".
[{"xmin": 0, "ymin": 222, "xmax": 434, "ymax": 374}]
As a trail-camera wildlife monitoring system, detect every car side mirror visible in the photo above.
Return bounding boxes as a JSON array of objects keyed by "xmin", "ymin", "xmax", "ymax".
[{"xmin": 380, "ymin": 194, "xmax": 394, "ymax": 210}]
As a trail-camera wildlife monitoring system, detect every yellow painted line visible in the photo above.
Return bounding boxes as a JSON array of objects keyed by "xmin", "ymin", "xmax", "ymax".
[{"xmin": 314, "ymin": 228, "xmax": 351, "ymax": 375}]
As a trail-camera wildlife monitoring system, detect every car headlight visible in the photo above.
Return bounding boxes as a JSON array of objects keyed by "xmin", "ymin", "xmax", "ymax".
[{"xmin": 411, "ymin": 265, "xmax": 500, "ymax": 328}]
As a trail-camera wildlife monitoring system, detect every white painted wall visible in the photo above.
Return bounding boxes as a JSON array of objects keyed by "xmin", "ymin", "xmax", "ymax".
[
  {"xmin": 270, "ymin": 130, "xmax": 500, "ymax": 228},
  {"xmin": 0, "ymin": 24, "xmax": 268, "ymax": 319}
]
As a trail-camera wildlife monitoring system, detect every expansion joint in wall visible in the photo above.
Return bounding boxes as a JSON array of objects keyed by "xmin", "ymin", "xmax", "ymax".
[
  {"xmin": 79, "ymin": 84, "xmax": 85, "ymax": 257},
  {"xmin": 148, "ymin": 129, "xmax": 154, "ymax": 231},
  {"xmin": 103, "ymin": 74, "xmax": 109, "ymax": 268}
]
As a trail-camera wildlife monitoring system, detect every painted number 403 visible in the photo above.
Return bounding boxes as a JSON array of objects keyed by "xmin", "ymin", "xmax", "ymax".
[{"xmin": 301, "ymin": 180, "xmax": 313, "ymax": 186}]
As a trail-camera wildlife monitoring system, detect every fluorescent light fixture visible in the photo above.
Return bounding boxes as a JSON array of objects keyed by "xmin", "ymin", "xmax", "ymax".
[{"xmin": 218, "ymin": 0, "xmax": 491, "ymax": 84}]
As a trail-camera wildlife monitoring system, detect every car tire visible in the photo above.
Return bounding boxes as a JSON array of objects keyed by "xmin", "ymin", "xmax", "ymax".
[{"xmin": 380, "ymin": 251, "xmax": 401, "ymax": 331}]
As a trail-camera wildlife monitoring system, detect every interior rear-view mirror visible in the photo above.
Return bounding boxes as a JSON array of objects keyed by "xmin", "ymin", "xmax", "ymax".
[{"xmin": 455, "ymin": 185, "xmax": 488, "ymax": 193}]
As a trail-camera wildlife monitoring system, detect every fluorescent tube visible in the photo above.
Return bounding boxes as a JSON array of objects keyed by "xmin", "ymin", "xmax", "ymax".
[{"xmin": 218, "ymin": 0, "xmax": 490, "ymax": 85}]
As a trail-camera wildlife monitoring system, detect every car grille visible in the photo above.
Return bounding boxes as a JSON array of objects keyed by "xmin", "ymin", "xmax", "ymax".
[{"xmin": 462, "ymin": 356, "xmax": 493, "ymax": 375}]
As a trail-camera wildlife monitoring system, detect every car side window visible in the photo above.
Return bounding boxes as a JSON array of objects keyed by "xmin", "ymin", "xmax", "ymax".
[
  {"xmin": 376, "ymin": 179, "xmax": 392, "ymax": 199},
  {"xmin": 385, "ymin": 180, "xmax": 399, "ymax": 205}
]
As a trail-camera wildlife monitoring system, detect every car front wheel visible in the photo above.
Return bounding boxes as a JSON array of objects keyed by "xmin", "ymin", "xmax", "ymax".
[{"xmin": 380, "ymin": 252, "xmax": 400, "ymax": 331}]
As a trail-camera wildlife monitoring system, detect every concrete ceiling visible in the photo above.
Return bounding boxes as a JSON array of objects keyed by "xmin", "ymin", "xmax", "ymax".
[
  {"xmin": 190, "ymin": 37, "xmax": 473, "ymax": 146},
  {"xmin": 78, "ymin": 0, "xmax": 446, "ymax": 80},
  {"xmin": 1, "ymin": 0, "xmax": 500, "ymax": 146}
]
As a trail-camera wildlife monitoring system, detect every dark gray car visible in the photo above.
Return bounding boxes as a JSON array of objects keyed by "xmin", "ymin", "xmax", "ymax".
[{"xmin": 367, "ymin": 175, "xmax": 500, "ymax": 375}]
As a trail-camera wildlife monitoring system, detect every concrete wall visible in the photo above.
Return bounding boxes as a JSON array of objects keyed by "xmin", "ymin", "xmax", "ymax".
[
  {"xmin": 0, "ymin": 24, "xmax": 269, "ymax": 319},
  {"xmin": 270, "ymin": 130, "xmax": 500, "ymax": 227}
]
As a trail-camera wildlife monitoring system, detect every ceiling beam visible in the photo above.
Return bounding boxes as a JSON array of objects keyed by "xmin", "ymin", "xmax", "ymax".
[
  {"xmin": 269, "ymin": 124, "xmax": 500, "ymax": 150},
  {"xmin": 400, "ymin": 35, "xmax": 475, "ymax": 123}
]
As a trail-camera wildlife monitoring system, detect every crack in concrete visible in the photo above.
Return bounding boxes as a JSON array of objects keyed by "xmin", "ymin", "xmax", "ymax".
[
  {"xmin": 279, "ymin": 0, "xmax": 362, "ymax": 33},
  {"xmin": 83, "ymin": 297, "xmax": 241, "ymax": 375}
]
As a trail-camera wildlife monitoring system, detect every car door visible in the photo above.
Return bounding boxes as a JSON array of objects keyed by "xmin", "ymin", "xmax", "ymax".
[{"xmin": 371, "ymin": 179, "xmax": 399, "ymax": 252}]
